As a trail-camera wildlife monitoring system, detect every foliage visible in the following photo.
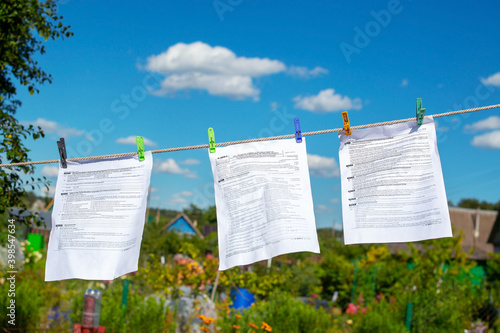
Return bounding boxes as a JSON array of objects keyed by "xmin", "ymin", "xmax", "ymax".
[
  {"xmin": 217, "ymin": 291, "xmax": 340, "ymax": 333},
  {"xmin": 183, "ymin": 204, "xmax": 218, "ymax": 227},
  {"xmin": 0, "ymin": 0, "xmax": 72, "ymax": 224},
  {"xmin": 316, "ymin": 233, "xmax": 370, "ymax": 307},
  {"xmin": 0, "ymin": 269, "xmax": 46, "ymax": 329},
  {"xmin": 317, "ymin": 246, "xmax": 353, "ymax": 307},
  {"xmin": 278, "ymin": 256, "xmax": 323, "ymax": 297},
  {"xmin": 139, "ymin": 252, "xmax": 291, "ymax": 299},
  {"xmin": 139, "ymin": 222, "xmax": 217, "ymax": 265},
  {"xmin": 397, "ymin": 236, "xmax": 489, "ymax": 332},
  {"xmin": 349, "ymin": 297, "xmax": 406, "ymax": 333},
  {"xmin": 0, "ymin": 248, "xmax": 75, "ymax": 330},
  {"xmin": 487, "ymin": 253, "xmax": 500, "ymax": 308},
  {"xmin": 218, "ymin": 263, "xmax": 293, "ymax": 298},
  {"xmin": 68, "ymin": 279, "xmax": 177, "ymax": 332},
  {"xmin": 456, "ymin": 198, "xmax": 500, "ymax": 211},
  {"xmin": 0, "ymin": 204, "xmax": 497, "ymax": 331}
]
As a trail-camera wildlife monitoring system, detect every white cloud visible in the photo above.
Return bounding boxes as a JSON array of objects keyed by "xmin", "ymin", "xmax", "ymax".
[
  {"xmin": 464, "ymin": 116, "xmax": 500, "ymax": 132},
  {"xmin": 166, "ymin": 191, "xmax": 195, "ymax": 207},
  {"xmin": 401, "ymin": 79, "xmax": 408, "ymax": 87},
  {"xmin": 481, "ymin": 72, "xmax": 500, "ymax": 87},
  {"xmin": 22, "ymin": 118, "xmax": 84, "ymax": 138},
  {"xmin": 287, "ymin": 66, "xmax": 328, "ymax": 79},
  {"xmin": 41, "ymin": 166, "xmax": 59, "ymax": 178},
  {"xmin": 169, "ymin": 196, "xmax": 188, "ymax": 205},
  {"xmin": 315, "ymin": 204, "xmax": 329, "ymax": 212},
  {"xmin": 293, "ymin": 89, "xmax": 362, "ymax": 113},
  {"xmin": 116, "ymin": 136, "xmax": 158, "ymax": 147},
  {"xmin": 471, "ymin": 131, "xmax": 500, "ymax": 149},
  {"xmin": 154, "ymin": 158, "xmax": 197, "ymax": 178},
  {"xmin": 147, "ymin": 42, "xmax": 285, "ymax": 77},
  {"xmin": 179, "ymin": 159, "xmax": 200, "ymax": 166},
  {"xmin": 307, "ymin": 154, "xmax": 340, "ymax": 178},
  {"xmin": 156, "ymin": 73, "xmax": 260, "ymax": 100},
  {"xmin": 146, "ymin": 42, "xmax": 286, "ymax": 100}
]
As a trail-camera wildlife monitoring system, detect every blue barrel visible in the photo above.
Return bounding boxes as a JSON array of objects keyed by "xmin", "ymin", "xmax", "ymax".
[{"xmin": 230, "ymin": 288, "xmax": 255, "ymax": 309}]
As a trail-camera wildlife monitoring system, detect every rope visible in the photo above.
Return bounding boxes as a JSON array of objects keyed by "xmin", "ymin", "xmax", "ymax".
[{"xmin": 1, "ymin": 103, "xmax": 499, "ymax": 168}]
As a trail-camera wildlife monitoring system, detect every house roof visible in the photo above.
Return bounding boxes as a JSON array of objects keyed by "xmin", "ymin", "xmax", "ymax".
[
  {"xmin": 449, "ymin": 207, "xmax": 497, "ymax": 260},
  {"xmin": 487, "ymin": 207, "xmax": 500, "ymax": 245},
  {"xmin": 387, "ymin": 207, "xmax": 498, "ymax": 260},
  {"xmin": 162, "ymin": 213, "xmax": 204, "ymax": 239},
  {"xmin": 9, "ymin": 208, "xmax": 52, "ymax": 229}
]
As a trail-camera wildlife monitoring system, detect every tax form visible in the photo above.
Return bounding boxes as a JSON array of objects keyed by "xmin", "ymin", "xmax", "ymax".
[
  {"xmin": 209, "ymin": 138, "xmax": 320, "ymax": 270},
  {"xmin": 338, "ymin": 117, "xmax": 452, "ymax": 244},
  {"xmin": 45, "ymin": 152, "xmax": 152, "ymax": 281}
]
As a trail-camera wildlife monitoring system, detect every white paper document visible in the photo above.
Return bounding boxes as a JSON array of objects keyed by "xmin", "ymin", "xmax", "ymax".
[
  {"xmin": 209, "ymin": 138, "xmax": 320, "ymax": 270},
  {"xmin": 338, "ymin": 117, "xmax": 452, "ymax": 244},
  {"xmin": 45, "ymin": 152, "xmax": 153, "ymax": 281}
]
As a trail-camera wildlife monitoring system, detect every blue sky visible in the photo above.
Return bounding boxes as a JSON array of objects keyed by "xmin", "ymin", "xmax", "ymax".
[{"xmin": 15, "ymin": 0, "xmax": 500, "ymax": 229}]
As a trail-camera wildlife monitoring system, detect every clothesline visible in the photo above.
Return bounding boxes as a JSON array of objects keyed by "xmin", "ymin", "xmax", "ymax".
[{"xmin": 1, "ymin": 103, "xmax": 499, "ymax": 168}]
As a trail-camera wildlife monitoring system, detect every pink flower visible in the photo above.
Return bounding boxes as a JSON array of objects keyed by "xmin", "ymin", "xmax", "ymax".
[
  {"xmin": 361, "ymin": 307, "xmax": 367, "ymax": 314},
  {"xmin": 346, "ymin": 303, "xmax": 358, "ymax": 314}
]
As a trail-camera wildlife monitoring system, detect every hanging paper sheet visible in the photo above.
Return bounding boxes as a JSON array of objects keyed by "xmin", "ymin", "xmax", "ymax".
[
  {"xmin": 45, "ymin": 152, "xmax": 152, "ymax": 281},
  {"xmin": 209, "ymin": 138, "xmax": 320, "ymax": 270},
  {"xmin": 338, "ymin": 117, "xmax": 452, "ymax": 244}
]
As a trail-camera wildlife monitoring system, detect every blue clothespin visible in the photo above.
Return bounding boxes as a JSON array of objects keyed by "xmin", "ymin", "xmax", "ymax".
[
  {"xmin": 136, "ymin": 136, "xmax": 145, "ymax": 161},
  {"xmin": 416, "ymin": 98, "xmax": 426, "ymax": 126},
  {"xmin": 294, "ymin": 118, "xmax": 302, "ymax": 143}
]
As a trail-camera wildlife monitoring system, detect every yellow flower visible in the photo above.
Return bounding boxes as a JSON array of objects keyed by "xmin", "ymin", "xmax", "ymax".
[
  {"xmin": 203, "ymin": 317, "xmax": 215, "ymax": 324},
  {"xmin": 197, "ymin": 314, "xmax": 207, "ymax": 320},
  {"xmin": 234, "ymin": 314, "xmax": 242, "ymax": 319},
  {"xmin": 346, "ymin": 319, "xmax": 353, "ymax": 325},
  {"xmin": 261, "ymin": 322, "xmax": 272, "ymax": 332},
  {"xmin": 200, "ymin": 326, "xmax": 210, "ymax": 332},
  {"xmin": 248, "ymin": 323, "xmax": 259, "ymax": 329},
  {"xmin": 232, "ymin": 325, "xmax": 240, "ymax": 329}
]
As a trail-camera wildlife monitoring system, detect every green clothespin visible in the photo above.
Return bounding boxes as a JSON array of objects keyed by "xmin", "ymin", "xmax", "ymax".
[
  {"xmin": 136, "ymin": 136, "xmax": 145, "ymax": 161},
  {"xmin": 416, "ymin": 98, "xmax": 426, "ymax": 126},
  {"xmin": 208, "ymin": 128, "xmax": 216, "ymax": 153}
]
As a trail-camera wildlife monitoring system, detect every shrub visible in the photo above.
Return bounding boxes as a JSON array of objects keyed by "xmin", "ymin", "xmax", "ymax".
[{"xmin": 217, "ymin": 291, "xmax": 340, "ymax": 333}]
